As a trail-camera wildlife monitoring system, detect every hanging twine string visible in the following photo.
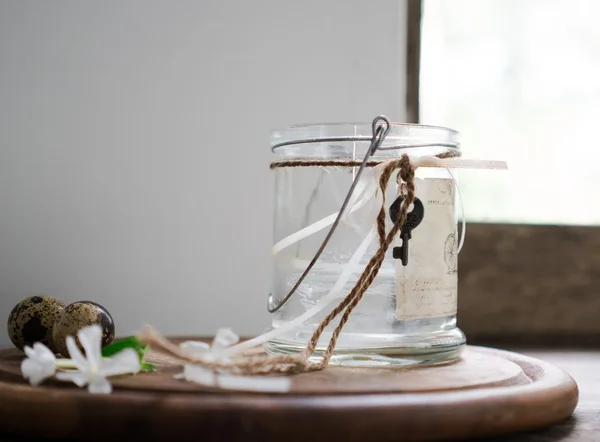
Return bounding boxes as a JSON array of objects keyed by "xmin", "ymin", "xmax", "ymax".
[
  {"xmin": 141, "ymin": 152, "xmax": 456, "ymax": 375},
  {"xmin": 302, "ymin": 154, "xmax": 415, "ymax": 369}
]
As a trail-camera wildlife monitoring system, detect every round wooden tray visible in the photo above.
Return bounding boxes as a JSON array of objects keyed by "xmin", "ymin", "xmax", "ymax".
[{"xmin": 0, "ymin": 342, "xmax": 578, "ymax": 441}]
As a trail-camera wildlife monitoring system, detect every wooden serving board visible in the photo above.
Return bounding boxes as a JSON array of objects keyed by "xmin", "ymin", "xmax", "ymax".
[{"xmin": 0, "ymin": 342, "xmax": 578, "ymax": 442}]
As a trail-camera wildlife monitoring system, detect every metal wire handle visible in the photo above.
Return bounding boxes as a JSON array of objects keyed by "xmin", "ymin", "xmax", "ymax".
[{"xmin": 267, "ymin": 115, "xmax": 392, "ymax": 313}]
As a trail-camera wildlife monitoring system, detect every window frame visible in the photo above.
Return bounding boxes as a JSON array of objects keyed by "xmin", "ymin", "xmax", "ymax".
[{"xmin": 406, "ymin": 0, "xmax": 599, "ymax": 347}]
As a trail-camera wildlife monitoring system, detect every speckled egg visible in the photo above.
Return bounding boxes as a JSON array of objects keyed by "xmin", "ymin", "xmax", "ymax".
[
  {"xmin": 52, "ymin": 301, "xmax": 115, "ymax": 357},
  {"xmin": 7, "ymin": 295, "xmax": 65, "ymax": 352}
]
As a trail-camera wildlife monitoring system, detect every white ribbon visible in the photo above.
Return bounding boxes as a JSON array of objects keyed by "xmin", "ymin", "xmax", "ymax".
[
  {"xmin": 222, "ymin": 227, "xmax": 377, "ymax": 358},
  {"xmin": 272, "ymin": 173, "xmax": 377, "ymax": 256},
  {"xmin": 413, "ymin": 156, "xmax": 508, "ymax": 171}
]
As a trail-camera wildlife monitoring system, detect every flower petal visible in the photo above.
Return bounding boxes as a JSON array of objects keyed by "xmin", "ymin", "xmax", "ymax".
[
  {"xmin": 25, "ymin": 374, "xmax": 45, "ymax": 386},
  {"xmin": 56, "ymin": 371, "xmax": 88, "ymax": 388},
  {"xmin": 211, "ymin": 328, "xmax": 239, "ymax": 352},
  {"xmin": 65, "ymin": 336, "xmax": 88, "ymax": 370},
  {"xmin": 181, "ymin": 364, "xmax": 216, "ymax": 386},
  {"xmin": 98, "ymin": 348, "xmax": 140, "ymax": 377},
  {"xmin": 33, "ymin": 343, "xmax": 56, "ymax": 362},
  {"xmin": 217, "ymin": 375, "xmax": 291, "ymax": 393},
  {"xmin": 23, "ymin": 345, "xmax": 36, "ymax": 359},
  {"xmin": 21, "ymin": 359, "xmax": 48, "ymax": 386},
  {"xmin": 88, "ymin": 376, "xmax": 112, "ymax": 394},
  {"xmin": 77, "ymin": 325, "xmax": 103, "ymax": 369},
  {"xmin": 21, "ymin": 346, "xmax": 56, "ymax": 386},
  {"xmin": 20, "ymin": 358, "xmax": 36, "ymax": 376},
  {"xmin": 180, "ymin": 341, "xmax": 210, "ymax": 358}
]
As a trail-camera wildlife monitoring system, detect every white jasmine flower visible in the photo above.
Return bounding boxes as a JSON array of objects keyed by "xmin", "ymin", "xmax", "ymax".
[
  {"xmin": 176, "ymin": 328, "xmax": 290, "ymax": 393},
  {"xmin": 55, "ymin": 325, "xmax": 141, "ymax": 394},
  {"xmin": 178, "ymin": 340, "xmax": 210, "ymax": 357},
  {"xmin": 180, "ymin": 364, "xmax": 291, "ymax": 393},
  {"xmin": 210, "ymin": 328, "xmax": 240, "ymax": 352},
  {"xmin": 179, "ymin": 327, "xmax": 239, "ymax": 362},
  {"xmin": 178, "ymin": 363, "xmax": 214, "ymax": 383},
  {"xmin": 21, "ymin": 343, "xmax": 57, "ymax": 386}
]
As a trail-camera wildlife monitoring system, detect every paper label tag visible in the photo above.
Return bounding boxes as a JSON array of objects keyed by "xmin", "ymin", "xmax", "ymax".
[{"xmin": 396, "ymin": 178, "xmax": 458, "ymax": 320}]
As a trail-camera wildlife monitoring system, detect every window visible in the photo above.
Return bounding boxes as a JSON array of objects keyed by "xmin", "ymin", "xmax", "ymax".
[
  {"xmin": 420, "ymin": 0, "xmax": 600, "ymax": 225},
  {"xmin": 409, "ymin": 0, "xmax": 600, "ymax": 345}
]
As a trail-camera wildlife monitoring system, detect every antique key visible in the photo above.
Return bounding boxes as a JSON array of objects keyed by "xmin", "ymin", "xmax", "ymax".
[{"xmin": 389, "ymin": 196, "xmax": 425, "ymax": 266}]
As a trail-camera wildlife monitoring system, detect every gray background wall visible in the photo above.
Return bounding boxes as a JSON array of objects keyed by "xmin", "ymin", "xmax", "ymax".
[{"xmin": 0, "ymin": 0, "xmax": 407, "ymax": 347}]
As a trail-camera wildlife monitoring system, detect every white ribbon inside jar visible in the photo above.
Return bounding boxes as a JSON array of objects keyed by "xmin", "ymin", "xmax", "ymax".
[{"xmin": 221, "ymin": 157, "xmax": 507, "ymax": 357}]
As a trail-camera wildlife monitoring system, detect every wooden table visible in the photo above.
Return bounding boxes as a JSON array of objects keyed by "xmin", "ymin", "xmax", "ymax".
[{"xmin": 0, "ymin": 349, "xmax": 598, "ymax": 441}]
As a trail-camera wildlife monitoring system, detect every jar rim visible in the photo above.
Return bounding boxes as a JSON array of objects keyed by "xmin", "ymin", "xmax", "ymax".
[{"xmin": 270, "ymin": 121, "xmax": 460, "ymax": 151}]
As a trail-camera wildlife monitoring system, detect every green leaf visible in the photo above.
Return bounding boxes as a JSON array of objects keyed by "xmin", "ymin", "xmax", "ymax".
[
  {"xmin": 135, "ymin": 343, "xmax": 149, "ymax": 360},
  {"xmin": 101, "ymin": 336, "xmax": 144, "ymax": 358},
  {"xmin": 141, "ymin": 362, "xmax": 156, "ymax": 372},
  {"xmin": 102, "ymin": 336, "xmax": 156, "ymax": 374}
]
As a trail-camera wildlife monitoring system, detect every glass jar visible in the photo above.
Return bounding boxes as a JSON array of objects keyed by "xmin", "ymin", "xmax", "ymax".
[{"xmin": 265, "ymin": 121, "xmax": 465, "ymax": 366}]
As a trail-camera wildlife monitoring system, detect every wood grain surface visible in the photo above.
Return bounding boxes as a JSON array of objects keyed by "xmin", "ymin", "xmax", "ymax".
[
  {"xmin": 0, "ymin": 343, "xmax": 578, "ymax": 442},
  {"xmin": 0, "ymin": 345, "xmax": 530, "ymax": 394}
]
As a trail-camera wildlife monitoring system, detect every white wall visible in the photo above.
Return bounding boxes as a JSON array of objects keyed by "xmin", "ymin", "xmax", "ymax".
[{"xmin": 0, "ymin": 0, "xmax": 406, "ymax": 347}]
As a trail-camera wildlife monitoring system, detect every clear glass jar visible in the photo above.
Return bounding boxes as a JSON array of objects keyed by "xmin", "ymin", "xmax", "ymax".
[{"xmin": 265, "ymin": 122, "xmax": 465, "ymax": 366}]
